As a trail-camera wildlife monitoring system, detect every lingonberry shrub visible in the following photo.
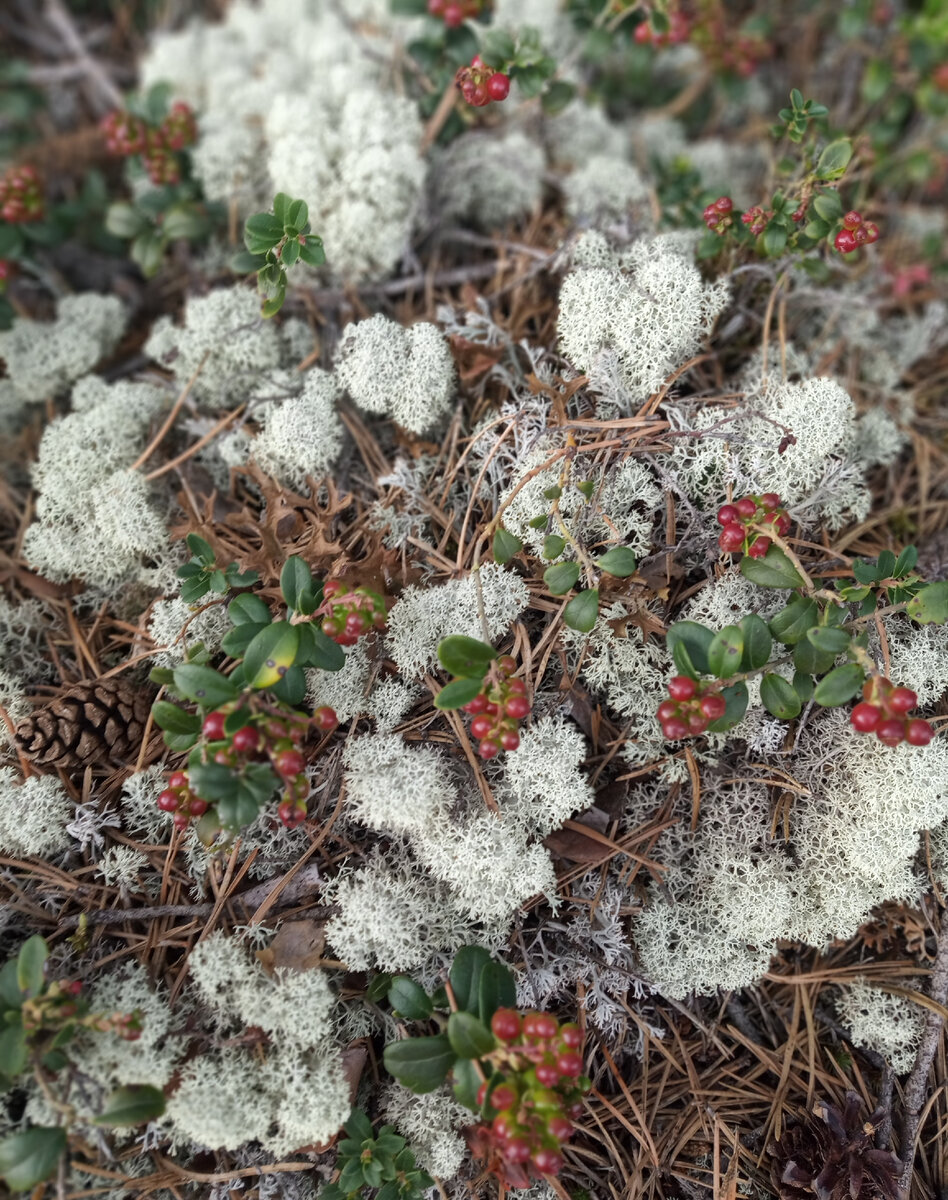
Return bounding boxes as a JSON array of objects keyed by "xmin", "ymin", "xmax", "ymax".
[
  {"xmin": 656, "ymin": 539, "xmax": 947, "ymax": 747},
  {"xmin": 320, "ymin": 1109, "xmax": 433, "ymax": 1200},
  {"xmin": 232, "ymin": 192, "xmax": 326, "ymax": 317},
  {"xmin": 381, "ymin": 946, "xmax": 591, "ymax": 1188},
  {"xmin": 103, "ymin": 84, "xmax": 214, "ymax": 277},
  {"xmin": 151, "ymin": 555, "xmax": 387, "ymax": 839},
  {"xmin": 0, "ymin": 937, "xmax": 164, "ymax": 1193},
  {"xmin": 434, "ymin": 637, "xmax": 531, "ymax": 757},
  {"xmin": 456, "ymin": 55, "xmax": 511, "ymax": 108}
]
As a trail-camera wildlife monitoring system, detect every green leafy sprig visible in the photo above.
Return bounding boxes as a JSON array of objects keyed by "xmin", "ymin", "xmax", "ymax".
[{"xmin": 232, "ymin": 193, "xmax": 326, "ymax": 317}]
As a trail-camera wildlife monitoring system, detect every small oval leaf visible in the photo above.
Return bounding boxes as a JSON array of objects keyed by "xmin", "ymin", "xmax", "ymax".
[
  {"xmin": 760, "ymin": 673, "xmax": 803, "ymax": 720},
  {"xmin": 93, "ymin": 1084, "xmax": 166, "ymax": 1127},
  {"xmin": 544, "ymin": 561, "xmax": 581, "ymax": 596},
  {"xmin": 563, "ymin": 588, "xmax": 599, "ymax": 633},
  {"xmin": 447, "ymin": 1011, "xmax": 496, "ymax": 1060},
  {"xmin": 813, "ymin": 663, "xmax": 865, "ymax": 707},
  {"xmin": 243, "ymin": 622, "xmax": 300, "ymax": 689}
]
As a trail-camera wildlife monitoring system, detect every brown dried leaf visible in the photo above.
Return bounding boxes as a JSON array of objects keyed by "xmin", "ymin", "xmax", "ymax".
[
  {"xmin": 544, "ymin": 807, "xmax": 611, "ymax": 863},
  {"xmin": 255, "ymin": 919, "xmax": 327, "ymax": 976}
]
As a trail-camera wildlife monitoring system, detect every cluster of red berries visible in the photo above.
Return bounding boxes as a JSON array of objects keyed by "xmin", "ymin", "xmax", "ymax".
[
  {"xmin": 469, "ymin": 1008, "xmax": 589, "ymax": 1185},
  {"xmin": 0, "ymin": 164, "xmax": 43, "ymax": 224},
  {"xmin": 657, "ymin": 675, "xmax": 727, "ymax": 740},
  {"xmin": 633, "ymin": 11, "xmax": 690, "ymax": 45},
  {"xmin": 834, "ymin": 210, "xmax": 880, "ymax": 255},
  {"xmin": 850, "ymin": 678, "xmax": 933, "ymax": 748},
  {"xmin": 319, "ymin": 580, "xmax": 387, "ymax": 646},
  {"xmin": 716, "ymin": 493, "xmax": 791, "ymax": 558},
  {"xmin": 101, "ymin": 102, "xmax": 197, "ymax": 186},
  {"xmin": 427, "ymin": 0, "xmax": 483, "ymax": 25},
  {"xmin": 741, "ymin": 205, "xmax": 772, "ymax": 237},
  {"xmin": 702, "ymin": 196, "xmax": 733, "ymax": 235},
  {"xmin": 158, "ymin": 705, "xmax": 338, "ymax": 830},
  {"xmin": 456, "ymin": 55, "xmax": 510, "ymax": 107},
  {"xmin": 460, "ymin": 655, "xmax": 530, "ymax": 759}
]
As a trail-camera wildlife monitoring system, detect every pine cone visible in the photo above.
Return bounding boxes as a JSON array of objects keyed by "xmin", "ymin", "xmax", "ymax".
[
  {"xmin": 769, "ymin": 1092, "xmax": 902, "ymax": 1200},
  {"xmin": 14, "ymin": 678, "xmax": 155, "ymax": 769}
]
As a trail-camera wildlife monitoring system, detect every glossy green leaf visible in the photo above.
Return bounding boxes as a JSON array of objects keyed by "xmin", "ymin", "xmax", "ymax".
[
  {"xmin": 366, "ymin": 974, "xmax": 393, "ymax": 1005},
  {"xmin": 243, "ymin": 621, "xmax": 300, "ymax": 689},
  {"xmin": 296, "ymin": 624, "xmax": 345, "ymax": 672},
  {"xmin": 388, "ymin": 977, "xmax": 433, "ymax": 1021},
  {"xmin": 816, "ymin": 138, "xmax": 853, "ymax": 179},
  {"xmin": 792, "ymin": 671, "xmax": 815, "ymax": 702},
  {"xmin": 435, "ymin": 677, "xmax": 484, "ymax": 711},
  {"xmin": 447, "ymin": 1011, "xmax": 495, "ymax": 1060},
  {"xmin": 449, "ymin": 945, "xmax": 493, "ymax": 1014},
  {"xmin": 451, "ymin": 1057, "xmax": 481, "ymax": 1111},
  {"xmin": 0, "ymin": 1018, "xmax": 26, "ymax": 1081},
  {"xmin": 493, "ymin": 527, "xmax": 522, "ymax": 565},
  {"xmin": 813, "ymin": 663, "xmax": 865, "ymax": 707},
  {"xmin": 16, "ymin": 936, "xmax": 47, "ymax": 999},
  {"xmin": 151, "ymin": 701, "xmax": 201, "ymax": 736},
  {"xmin": 906, "ymin": 581, "xmax": 948, "ymax": 625},
  {"xmin": 760, "ymin": 673, "xmax": 802, "ymax": 720},
  {"xmin": 0, "ymin": 1127, "xmax": 66, "ymax": 1191},
  {"xmin": 0, "ymin": 962, "xmax": 22, "ymax": 1010},
  {"xmin": 297, "ymin": 237, "xmax": 326, "ymax": 268},
  {"xmin": 104, "ymin": 202, "xmax": 147, "ymax": 239},
  {"xmin": 739, "ymin": 614, "xmax": 772, "ymax": 670},
  {"xmin": 769, "ymin": 596, "xmax": 819, "ymax": 645},
  {"xmin": 281, "ymin": 237, "xmax": 300, "ymax": 267},
  {"xmin": 477, "ymin": 959, "xmax": 516, "ymax": 1026},
  {"xmin": 707, "ymin": 625, "xmax": 744, "ymax": 679},
  {"xmin": 228, "ymin": 593, "xmax": 270, "ymax": 626},
  {"xmin": 740, "ymin": 546, "xmax": 805, "ymax": 590},
  {"xmin": 383, "ymin": 1034, "xmax": 456, "ymax": 1094},
  {"xmin": 542, "ymin": 534, "xmax": 566, "ymax": 560},
  {"xmin": 185, "ymin": 534, "xmax": 214, "ymax": 567},
  {"xmin": 762, "ymin": 224, "xmax": 787, "ymax": 256},
  {"xmin": 544, "ymin": 562, "xmax": 580, "ymax": 596},
  {"xmin": 220, "ymin": 622, "xmax": 268, "ymax": 659},
  {"xmin": 563, "ymin": 588, "xmax": 599, "ymax": 633},
  {"xmin": 269, "ymin": 664, "xmax": 306, "ymax": 706},
  {"xmin": 894, "ymin": 546, "xmax": 918, "ymax": 576},
  {"xmin": 280, "ymin": 556, "xmax": 317, "ymax": 614},
  {"xmin": 286, "ymin": 198, "xmax": 308, "ymax": 229},
  {"xmin": 437, "ymin": 637, "xmax": 496, "ymax": 679},
  {"xmin": 597, "ymin": 547, "xmax": 637, "ymax": 578},
  {"xmin": 852, "ymin": 558, "xmax": 880, "ymax": 585},
  {"xmin": 705, "ymin": 681, "xmax": 748, "ymax": 733},
  {"xmin": 806, "ymin": 626, "xmax": 851, "ymax": 654},
  {"xmin": 792, "ymin": 638, "xmax": 837, "ymax": 676},
  {"xmin": 666, "ymin": 621, "xmax": 714, "ymax": 678},
  {"xmin": 130, "ymin": 230, "xmax": 165, "ymax": 277},
  {"xmin": 244, "ymin": 210, "xmax": 284, "ymax": 253},
  {"xmin": 541, "ymin": 79, "xmax": 576, "ymax": 116},
  {"xmin": 172, "ymin": 664, "xmax": 239, "ymax": 707},
  {"xmin": 93, "ymin": 1084, "xmax": 166, "ymax": 1127},
  {"xmin": 812, "ymin": 190, "xmax": 843, "ymax": 222}
]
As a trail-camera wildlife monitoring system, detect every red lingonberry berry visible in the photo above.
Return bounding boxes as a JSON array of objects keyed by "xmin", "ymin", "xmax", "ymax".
[
  {"xmin": 345, "ymin": 612, "xmax": 368, "ymax": 636},
  {"xmin": 523, "ymin": 1012, "xmax": 559, "ymax": 1040},
  {"xmin": 505, "ymin": 1137, "xmax": 532, "ymax": 1163},
  {"xmin": 443, "ymin": 1, "xmax": 464, "ymax": 23},
  {"xmin": 842, "ymin": 211, "xmax": 862, "ymax": 230},
  {"xmin": 700, "ymin": 694, "xmax": 727, "ymax": 720},
  {"xmin": 490, "ymin": 1084, "xmax": 516, "ymax": 1110},
  {"xmin": 775, "ymin": 513, "xmax": 792, "ymax": 535},
  {"xmin": 668, "ymin": 676, "xmax": 696, "ymax": 701},
  {"xmin": 479, "ymin": 738, "xmax": 500, "ymax": 759},
  {"xmin": 470, "ymin": 715, "xmax": 493, "ymax": 740},
  {"xmin": 189, "ymin": 798, "xmax": 209, "ymax": 816},
  {"xmin": 556, "ymin": 1052, "xmax": 583, "ymax": 1077},
  {"xmin": 64, "ymin": 980, "xmax": 83, "ymax": 996},
  {"xmin": 508, "ymin": 678, "xmax": 527, "ymax": 695},
  {"xmin": 214, "ymin": 749, "xmax": 233, "ymax": 766},
  {"xmin": 172, "ymin": 812, "xmax": 189, "ymax": 830},
  {"xmin": 505, "ymin": 695, "xmax": 530, "ymax": 719},
  {"xmin": 487, "ymin": 73, "xmax": 511, "ymax": 101},
  {"xmin": 314, "ymin": 705, "xmax": 339, "ymax": 731},
  {"xmin": 203, "ymin": 711, "xmax": 226, "ymax": 740},
  {"xmin": 661, "ymin": 718, "xmax": 689, "ymax": 740},
  {"xmin": 497, "ymin": 655, "xmax": 516, "ymax": 674},
  {"xmin": 548, "ymin": 1116, "xmax": 573, "ymax": 1141},
  {"xmin": 274, "ymin": 749, "xmax": 305, "ymax": 777},
  {"xmin": 470, "ymin": 84, "xmax": 489, "ymax": 105},
  {"xmin": 500, "ymin": 730, "xmax": 521, "ymax": 752},
  {"xmin": 559, "ymin": 1022, "xmax": 582, "ymax": 1048},
  {"xmin": 876, "ymin": 717, "xmax": 905, "ymax": 747},
  {"xmin": 492, "ymin": 1008, "xmax": 522, "ymax": 1041},
  {"xmin": 835, "ymin": 228, "xmax": 858, "ymax": 254},
  {"xmin": 657, "ymin": 700, "xmax": 678, "ymax": 722},
  {"xmin": 735, "ymin": 497, "xmax": 758, "ymax": 518},
  {"xmin": 850, "ymin": 702, "xmax": 881, "ymax": 732},
  {"xmin": 905, "ymin": 718, "xmax": 934, "ymax": 746},
  {"xmin": 168, "ymin": 771, "xmax": 188, "ymax": 789},
  {"xmin": 747, "ymin": 536, "xmax": 771, "ymax": 558},
  {"xmin": 717, "ymin": 504, "xmax": 740, "ymax": 525},
  {"xmin": 492, "ymin": 1112, "xmax": 514, "ymax": 1139},
  {"xmin": 536, "ymin": 1061, "xmax": 560, "ymax": 1086},
  {"xmin": 476, "ymin": 1081, "xmax": 488, "ymax": 1107},
  {"xmin": 464, "ymin": 693, "xmax": 489, "ymax": 714},
  {"xmin": 532, "ymin": 1148, "xmax": 564, "ymax": 1175},
  {"xmin": 719, "ymin": 524, "xmax": 746, "ymax": 552},
  {"xmin": 484, "ymin": 701, "xmax": 499, "ymax": 715},
  {"xmin": 687, "ymin": 711, "xmax": 709, "ymax": 733},
  {"xmin": 889, "ymin": 687, "xmax": 917, "ymax": 713},
  {"xmin": 158, "ymin": 789, "xmax": 179, "ymax": 812},
  {"xmin": 864, "ymin": 221, "xmax": 879, "ymax": 243},
  {"xmin": 759, "ymin": 492, "xmax": 780, "ymax": 510},
  {"xmin": 714, "ymin": 196, "xmax": 733, "ymax": 214},
  {"xmin": 231, "ymin": 726, "xmax": 260, "ymax": 754}
]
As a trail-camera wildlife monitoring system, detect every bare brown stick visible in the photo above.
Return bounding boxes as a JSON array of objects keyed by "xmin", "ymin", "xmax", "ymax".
[{"xmin": 898, "ymin": 905, "xmax": 948, "ymax": 1197}]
